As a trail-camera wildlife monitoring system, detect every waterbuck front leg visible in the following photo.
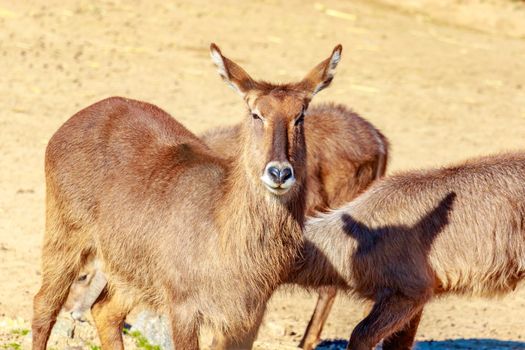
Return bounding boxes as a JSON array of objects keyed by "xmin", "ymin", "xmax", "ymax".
[
  {"xmin": 381, "ymin": 309, "xmax": 423, "ymax": 350},
  {"xmin": 32, "ymin": 280, "xmax": 71, "ymax": 350},
  {"xmin": 168, "ymin": 304, "xmax": 200, "ymax": 350},
  {"xmin": 346, "ymin": 289, "xmax": 428, "ymax": 350},
  {"xmin": 91, "ymin": 288, "xmax": 130, "ymax": 350},
  {"xmin": 210, "ymin": 303, "xmax": 266, "ymax": 350},
  {"xmin": 210, "ymin": 326, "xmax": 258, "ymax": 350},
  {"xmin": 32, "ymin": 226, "xmax": 87, "ymax": 350},
  {"xmin": 299, "ymin": 286, "xmax": 337, "ymax": 350}
]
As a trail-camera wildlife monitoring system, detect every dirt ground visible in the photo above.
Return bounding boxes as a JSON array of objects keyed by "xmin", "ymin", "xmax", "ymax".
[{"xmin": 1, "ymin": 0, "xmax": 525, "ymax": 349}]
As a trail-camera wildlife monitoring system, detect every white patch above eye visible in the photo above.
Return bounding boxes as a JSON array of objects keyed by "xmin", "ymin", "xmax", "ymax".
[
  {"xmin": 250, "ymin": 108, "xmax": 266, "ymax": 123},
  {"xmin": 93, "ymin": 258, "xmax": 103, "ymax": 269}
]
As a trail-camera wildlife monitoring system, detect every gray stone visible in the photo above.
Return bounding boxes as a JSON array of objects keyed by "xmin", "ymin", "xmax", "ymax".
[{"xmin": 130, "ymin": 310, "xmax": 173, "ymax": 350}]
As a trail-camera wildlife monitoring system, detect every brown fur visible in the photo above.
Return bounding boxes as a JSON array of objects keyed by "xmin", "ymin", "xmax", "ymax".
[
  {"xmin": 61, "ymin": 102, "xmax": 389, "ymax": 349},
  {"xmin": 32, "ymin": 44, "xmax": 343, "ymax": 350},
  {"xmin": 203, "ymin": 103, "xmax": 389, "ymax": 216},
  {"xmin": 295, "ymin": 152, "xmax": 525, "ymax": 350},
  {"xmin": 203, "ymin": 103, "xmax": 389, "ymax": 350}
]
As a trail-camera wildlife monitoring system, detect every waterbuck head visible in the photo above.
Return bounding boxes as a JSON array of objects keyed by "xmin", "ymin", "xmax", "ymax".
[
  {"xmin": 210, "ymin": 44, "xmax": 342, "ymax": 198},
  {"xmin": 63, "ymin": 259, "xmax": 107, "ymax": 321}
]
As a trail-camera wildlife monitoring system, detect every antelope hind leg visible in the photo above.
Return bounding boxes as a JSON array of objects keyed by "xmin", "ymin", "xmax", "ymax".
[
  {"xmin": 210, "ymin": 303, "xmax": 266, "ymax": 350},
  {"xmin": 32, "ymin": 279, "xmax": 72, "ymax": 350},
  {"xmin": 299, "ymin": 286, "xmax": 337, "ymax": 350},
  {"xmin": 381, "ymin": 309, "xmax": 423, "ymax": 350},
  {"xmin": 32, "ymin": 233, "xmax": 86, "ymax": 349},
  {"xmin": 346, "ymin": 289, "xmax": 427, "ymax": 350}
]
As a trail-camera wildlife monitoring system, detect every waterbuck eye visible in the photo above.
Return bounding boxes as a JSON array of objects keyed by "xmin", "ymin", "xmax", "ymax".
[
  {"xmin": 251, "ymin": 113, "xmax": 261, "ymax": 120},
  {"xmin": 295, "ymin": 112, "xmax": 305, "ymax": 126}
]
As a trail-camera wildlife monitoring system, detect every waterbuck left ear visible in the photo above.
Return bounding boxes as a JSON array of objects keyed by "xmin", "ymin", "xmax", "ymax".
[
  {"xmin": 301, "ymin": 44, "xmax": 342, "ymax": 96},
  {"xmin": 210, "ymin": 43, "xmax": 256, "ymax": 98}
]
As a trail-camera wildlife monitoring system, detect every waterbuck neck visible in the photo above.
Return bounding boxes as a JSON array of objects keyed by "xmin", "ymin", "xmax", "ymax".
[{"xmin": 212, "ymin": 126, "xmax": 307, "ymax": 283}]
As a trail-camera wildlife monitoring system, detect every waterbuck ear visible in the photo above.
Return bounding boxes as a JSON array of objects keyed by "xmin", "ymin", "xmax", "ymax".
[
  {"xmin": 210, "ymin": 43, "xmax": 256, "ymax": 98},
  {"xmin": 301, "ymin": 44, "xmax": 342, "ymax": 96}
]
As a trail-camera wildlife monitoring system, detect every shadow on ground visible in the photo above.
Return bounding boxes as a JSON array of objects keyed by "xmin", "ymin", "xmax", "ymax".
[{"xmin": 315, "ymin": 338, "xmax": 525, "ymax": 349}]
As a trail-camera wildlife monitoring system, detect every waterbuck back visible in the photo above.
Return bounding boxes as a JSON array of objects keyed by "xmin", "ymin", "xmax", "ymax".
[{"xmin": 299, "ymin": 152, "xmax": 525, "ymax": 350}]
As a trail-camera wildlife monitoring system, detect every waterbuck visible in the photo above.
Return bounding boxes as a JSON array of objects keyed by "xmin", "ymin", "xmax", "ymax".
[
  {"xmin": 32, "ymin": 43, "xmax": 343, "ymax": 349},
  {"xmin": 62, "ymin": 103, "xmax": 389, "ymax": 350},
  {"xmin": 295, "ymin": 152, "xmax": 525, "ymax": 350},
  {"xmin": 65, "ymin": 152, "xmax": 525, "ymax": 350},
  {"xmin": 202, "ymin": 104, "xmax": 388, "ymax": 349}
]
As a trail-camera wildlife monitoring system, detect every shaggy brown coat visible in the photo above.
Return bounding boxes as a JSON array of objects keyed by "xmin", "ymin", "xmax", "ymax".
[
  {"xmin": 60, "ymin": 102, "xmax": 389, "ymax": 350},
  {"xmin": 295, "ymin": 152, "xmax": 525, "ymax": 350},
  {"xmin": 203, "ymin": 103, "xmax": 388, "ymax": 349},
  {"xmin": 32, "ymin": 44, "xmax": 343, "ymax": 350}
]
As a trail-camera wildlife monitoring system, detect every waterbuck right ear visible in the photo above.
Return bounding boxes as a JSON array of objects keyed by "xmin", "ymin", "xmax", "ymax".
[
  {"xmin": 301, "ymin": 44, "xmax": 342, "ymax": 97},
  {"xmin": 210, "ymin": 43, "xmax": 256, "ymax": 98}
]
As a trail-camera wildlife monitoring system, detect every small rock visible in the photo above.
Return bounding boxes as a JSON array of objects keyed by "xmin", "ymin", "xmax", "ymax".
[{"xmin": 130, "ymin": 310, "xmax": 173, "ymax": 350}]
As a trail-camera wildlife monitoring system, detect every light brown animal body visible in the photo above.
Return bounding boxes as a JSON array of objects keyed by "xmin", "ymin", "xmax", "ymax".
[
  {"xmin": 61, "ymin": 103, "xmax": 389, "ymax": 350},
  {"xmin": 295, "ymin": 152, "xmax": 525, "ymax": 350},
  {"xmin": 203, "ymin": 103, "xmax": 388, "ymax": 350},
  {"xmin": 32, "ymin": 44, "xmax": 343, "ymax": 350}
]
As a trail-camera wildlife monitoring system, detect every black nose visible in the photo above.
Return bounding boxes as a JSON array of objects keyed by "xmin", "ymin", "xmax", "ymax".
[
  {"xmin": 280, "ymin": 167, "xmax": 292, "ymax": 182},
  {"xmin": 268, "ymin": 166, "xmax": 293, "ymax": 185}
]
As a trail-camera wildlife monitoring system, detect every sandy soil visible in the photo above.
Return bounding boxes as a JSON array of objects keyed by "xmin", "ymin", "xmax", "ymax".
[{"xmin": 0, "ymin": 0, "xmax": 524, "ymax": 349}]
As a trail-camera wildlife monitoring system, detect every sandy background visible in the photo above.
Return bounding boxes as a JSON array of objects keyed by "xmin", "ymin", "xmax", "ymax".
[{"xmin": 1, "ymin": 0, "xmax": 525, "ymax": 349}]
